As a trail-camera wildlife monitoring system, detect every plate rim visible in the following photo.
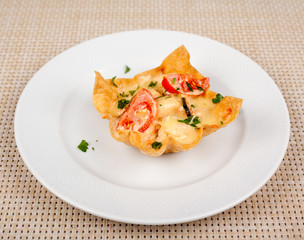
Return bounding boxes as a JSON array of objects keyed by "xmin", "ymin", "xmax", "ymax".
[{"xmin": 14, "ymin": 29, "xmax": 290, "ymax": 225}]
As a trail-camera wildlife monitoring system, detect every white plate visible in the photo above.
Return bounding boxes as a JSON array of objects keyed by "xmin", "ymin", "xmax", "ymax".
[{"xmin": 15, "ymin": 30, "xmax": 290, "ymax": 225}]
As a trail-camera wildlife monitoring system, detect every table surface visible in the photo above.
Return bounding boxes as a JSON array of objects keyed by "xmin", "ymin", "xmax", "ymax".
[{"xmin": 1, "ymin": 0, "xmax": 303, "ymax": 239}]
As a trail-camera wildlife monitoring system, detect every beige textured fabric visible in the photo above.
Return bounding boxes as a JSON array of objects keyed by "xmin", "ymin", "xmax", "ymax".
[{"xmin": 1, "ymin": 0, "xmax": 303, "ymax": 239}]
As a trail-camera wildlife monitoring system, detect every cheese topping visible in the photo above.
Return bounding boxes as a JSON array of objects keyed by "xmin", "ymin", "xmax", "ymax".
[{"xmin": 161, "ymin": 116, "xmax": 199, "ymax": 145}]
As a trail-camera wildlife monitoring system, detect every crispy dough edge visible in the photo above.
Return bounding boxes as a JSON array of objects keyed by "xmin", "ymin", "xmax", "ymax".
[
  {"xmin": 202, "ymin": 91, "xmax": 243, "ymax": 137},
  {"xmin": 92, "ymin": 71, "xmax": 118, "ymax": 119}
]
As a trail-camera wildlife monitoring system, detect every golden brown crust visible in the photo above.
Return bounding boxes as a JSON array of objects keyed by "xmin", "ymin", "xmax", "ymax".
[
  {"xmin": 200, "ymin": 90, "xmax": 243, "ymax": 137},
  {"xmin": 93, "ymin": 46, "xmax": 243, "ymax": 156}
]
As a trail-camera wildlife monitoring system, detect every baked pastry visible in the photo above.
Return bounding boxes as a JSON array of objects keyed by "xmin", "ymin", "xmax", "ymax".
[{"xmin": 93, "ymin": 46, "xmax": 243, "ymax": 156}]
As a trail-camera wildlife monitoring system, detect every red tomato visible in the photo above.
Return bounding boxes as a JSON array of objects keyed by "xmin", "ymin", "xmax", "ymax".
[
  {"xmin": 162, "ymin": 74, "xmax": 209, "ymax": 96},
  {"xmin": 117, "ymin": 88, "xmax": 157, "ymax": 133}
]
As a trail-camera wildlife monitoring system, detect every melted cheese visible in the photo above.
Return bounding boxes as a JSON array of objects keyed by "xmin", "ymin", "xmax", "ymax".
[
  {"xmin": 185, "ymin": 95, "xmax": 218, "ymax": 125},
  {"xmin": 160, "ymin": 116, "xmax": 199, "ymax": 145},
  {"xmin": 157, "ymin": 96, "xmax": 180, "ymax": 119}
]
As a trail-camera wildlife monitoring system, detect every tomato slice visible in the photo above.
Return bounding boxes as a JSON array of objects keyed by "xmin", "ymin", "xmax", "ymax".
[
  {"xmin": 117, "ymin": 88, "xmax": 157, "ymax": 133},
  {"xmin": 162, "ymin": 74, "xmax": 209, "ymax": 96}
]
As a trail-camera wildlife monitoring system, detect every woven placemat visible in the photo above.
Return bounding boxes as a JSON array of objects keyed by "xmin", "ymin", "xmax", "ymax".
[{"xmin": 1, "ymin": 0, "xmax": 303, "ymax": 239}]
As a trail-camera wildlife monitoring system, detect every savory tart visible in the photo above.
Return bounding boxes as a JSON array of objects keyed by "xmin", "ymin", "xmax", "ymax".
[{"xmin": 93, "ymin": 46, "xmax": 243, "ymax": 156}]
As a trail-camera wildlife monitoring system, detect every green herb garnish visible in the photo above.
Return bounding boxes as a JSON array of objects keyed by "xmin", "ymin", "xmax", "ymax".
[
  {"xmin": 220, "ymin": 121, "xmax": 223, "ymax": 125},
  {"xmin": 178, "ymin": 115, "xmax": 200, "ymax": 129},
  {"xmin": 186, "ymin": 82, "xmax": 193, "ymax": 92},
  {"xmin": 160, "ymin": 104, "xmax": 162, "ymax": 106},
  {"xmin": 129, "ymin": 86, "xmax": 140, "ymax": 96},
  {"xmin": 191, "ymin": 104, "xmax": 195, "ymax": 108},
  {"xmin": 175, "ymin": 87, "xmax": 180, "ymax": 91},
  {"xmin": 96, "ymin": 140, "xmax": 98, "ymax": 142},
  {"xmin": 125, "ymin": 65, "xmax": 130, "ymax": 73},
  {"xmin": 92, "ymin": 147, "xmax": 95, "ymax": 150},
  {"xmin": 78, "ymin": 140, "xmax": 89, "ymax": 152},
  {"xmin": 148, "ymin": 81, "xmax": 157, "ymax": 87},
  {"xmin": 155, "ymin": 95, "xmax": 165, "ymax": 99},
  {"xmin": 119, "ymin": 92, "xmax": 129, "ymax": 97},
  {"xmin": 118, "ymin": 99, "xmax": 130, "ymax": 109},
  {"xmin": 165, "ymin": 96, "xmax": 172, "ymax": 99},
  {"xmin": 173, "ymin": 77, "xmax": 176, "ymax": 84},
  {"xmin": 152, "ymin": 141, "xmax": 162, "ymax": 150},
  {"xmin": 111, "ymin": 76, "xmax": 118, "ymax": 87},
  {"xmin": 212, "ymin": 93, "xmax": 224, "ymax": 104},
  {"xmin": 129, "ymin": 90, "xmax": 136, "ymax": 96},
  {"xmin": 197, "ymin": 86, "xmax": 204, "ymax": 92}
]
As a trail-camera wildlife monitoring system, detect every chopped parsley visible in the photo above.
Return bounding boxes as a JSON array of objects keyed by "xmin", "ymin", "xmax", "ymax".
[
  {"xmin": 118, "ymin": 99, "xmax": 130, "ymax": 109},
  {"xmin": 160, "ymin": 104, "xmax": 162, "ymax": 106},
  {"xmin": 186, "ymin": 82, "xmax": 193, "ymax": 92},
  {"xmin": 212, "ymin": 93, "xmax": 224, "ymax": 104},
  {"xmin": 175, "ymin": 87, "xmax": 180, "ymax": 91},
  {"xmin": 129, "ymin": 86, "xmax": 140, "ymax": 96},
  {"xmin": 119, "ymin": 92, "xmax": 129, "ymax": 97},
  {"xmin": 178, "ymin": 115, "xmax": 200, "ymax": 129},
  {"xmin": 148, "ymin": 81, "xmax": 158, "ymax": 87},
  {"xmin": 155, "ymin": 95, "xmax": 165, "ymax": 99},
  {"xmin": 191, "ymin": 104, "xmax": 195, "ymax": 108},
  {"xmin": 92, "ymin": 147, "xmax": 95, "ymax": 151},
  {"xmin": 165, "ymin": 96, "xmax": 172, "ymax": 99},
  {"xmin": 125, "ymin": 65, "xmax": 130, "ymax": 73},
  {"xmin": 220, "ymin": 121, "xmax": 223, "ymax": 125},
  {"xmin": 197, "ymin": 86, "xmax": 204, "ymax": 92},
  {"xmin": 111, "ymin": 76, "xmax": 118, "ymax": 87},
  {"xmin": 152, "ymin": 141, "xmax": 162, "ymax": 149},
  {"xmin": 173, "ymin": 77, "xmax": 176, "ymax": 84},
  {"xmin": 129, "ymin": 90, "xmax": 136, "ymax": 96},
  {"xmin": 77, "ymin": 140, "xmax": 89, "ymax": 152},
  {"xmin": 96, "ymin": 139, "xmax": 98, "ymax": 142}
]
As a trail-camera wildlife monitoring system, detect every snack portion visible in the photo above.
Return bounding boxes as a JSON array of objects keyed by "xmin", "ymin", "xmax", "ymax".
[{"xmin": 93, "ymin": 46, "xmax": 243, "ymax": 156}]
